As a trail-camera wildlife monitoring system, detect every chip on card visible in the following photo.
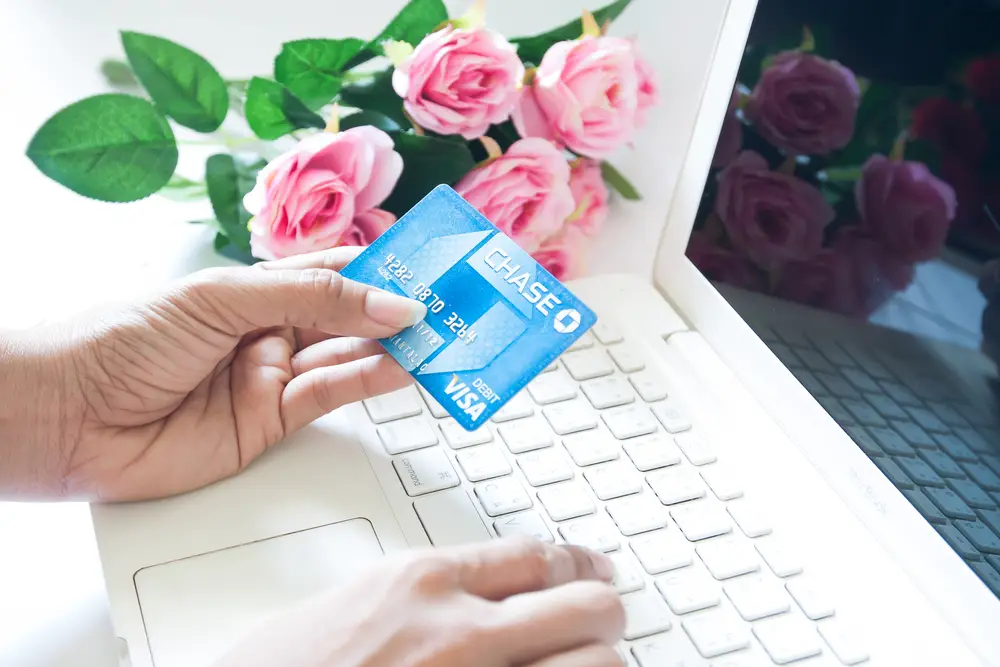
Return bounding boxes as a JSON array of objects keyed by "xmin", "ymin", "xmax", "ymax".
[{"xmin": 340, "ymin": 184, "xmax": 597, "ymax": 430}]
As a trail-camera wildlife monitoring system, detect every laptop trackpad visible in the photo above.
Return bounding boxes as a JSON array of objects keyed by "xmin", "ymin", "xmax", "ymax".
[{"xmin": 134, "ymin": 518, "xmax": 384, "ymax": 667}]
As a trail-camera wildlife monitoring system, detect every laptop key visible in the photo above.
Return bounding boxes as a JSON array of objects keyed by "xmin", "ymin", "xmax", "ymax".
[
  {"xmin": 895, "ymin": 456, "xmax": 945, "ymax": 487},
  {"xmin": 918, "ymin": 449, "xmax": 965, "ymax": 478},
  {"xmin": 489, "ymin": 391, "xmax": 534, "ymax": 423},
  {"xmin": 901, "ymin": 488, "xmax": 948, "ymax": 524},
  {"xmin": 563, "ymin": 429, "xmax": 619, "ymax": 466},
  {"xmin": 935, "ymin": 433, "xmax": 979, "ymax": 462},
  {"xmin": 656, "ymin": 566, "xmax": 722, "ymax": 614},
  {"xmin": 880, "ymin": 381, "xmax": 921, "ymax": 407},
  {"xmin": 701, "ymin": 464, "xmax": 744, "ymax": 501},
  {"xmin": 727, "ymin": 500, "xmax": 772, "ymax": 538},
  {"xmin": 493, "ymin": 511, "xmax": 553, "ymax": 542},
  {"xmin": 441, "ymin": 419, "xmax": 494, "ymax": 449},
  {"xmin": 413, "ymin": 488, "xmax": 490, "ymax": 546},
  {"xmin": 864, "ymin": 393, "xmax": 908, "ymax": 420},
  {"xmin": 527, "ymin": 370, "xmax": 578, "ymax": 404},
  {"xmin": 841, "ymin": 368, "xmax": 881, "ymax": 393},
  {"xmin": 817, "ymin": 396, "xmax": 856, "ymax": 426},
  {"xmin": 393, "ymin": 449, "xmax": 460, "ymax": 496},
  {"xmin": 364, "ymin": 386, "xmax": 423, "ymax": 423},
  {"xmin": 818, "ymin": 619, "xmax": 871, "ymax": 666},
  {"xmin": 562, "ymin": 348, "xmax": 615, "ymax": 381},
  {"xmin": 768, "ymin": 343, "xmax": 802, "ymax": 369},
  {"xmin": 873, "ymin": 457, "xmax": 914, "ymax": 490},
  {"xmin": 378, "ymin": 417, "xmax": 439, "ymax": 455},
  {"xmin": 628, "ymin": 370, "xmax": 669, "ymax": 402},
  {"xmin": 936, "ymin": 523, "xmax": 982, "ymax": 561},
  {"xmin": 608, "ymin": 343, "xmax": 646, "ymax": 373},
  {"xmin": 977, "ymin": 508, "xmax": 1000, "ymax": 536},
  {"xmin": 947, "ymin": 478, "xmax": 997, "ymax": 510},
  {"xmin": 602, "ymin": 404, "xmax": 659, "ymax": 439},
  {"xmin": 724, "ymin": 574, "xmax": 790, "ymax": 621},
  {"xmin": 671, "ymin": 502, "xmax": 733, "ymax": 541},
  {"xmin": 842, "ymin": 399, "xmax": 887, "ymax": 427},
  {"xmin": 558, "ymin": 514, "xmax": 621, "ymax": 553},
  {"xmin": 543, "ymin": 399, "xmax": 599, "ymax": 435},
  {"xmin": 583, "ymin": 461, "xmax": 642, "ymax": 500},
  {"xmin": 891, "ymin": 420, "xmax": 936, "ymax": 449},
  {"xmin": 498, "ymin": 418, "xmax": 551, "ymax": 453},
  {"xmin": 517, "ymin": 449, "xmax": 573, "ymax": 487},
  {"xmin": 908, "ymin": 407, "xmax": 949, "ymax": 433},
  {"xmin": 581, "ymin": 376, "xmax": 635, "ymax": 409},
  {"xmin": 928, "ymin": 402, "xmax": 970, "ymax": 428},
  {"xmin": 696, "ymin": 536, "xmax": 760, "ymax": 580},
  {"xmin": 624, "ymin": 433, "xmax": 682, "ymax": 471},
  {"xmin": 753, "ymin": 614, "xmax": 823, "ymax": 664},
  {"xmin": 954, "ymin": 520, "xmax": 1000, "ymax": 555},
  {"xmin": 651, "ymin": 401, "xmax": 693, "ymax": 433},
  {"xmin": 674, "ymin": 433, "xmax": 717, "ymax": 466},
  {"xmin": 755, "ymin": 537, "xmax": 803, "ymax": 577},
  {"xmin": 648, "ymin": 467, "xmax": 705, "ymax": 505},
  {"xmin": 610, "ymin": 552, "xmax": 646, "ymax": 594},
  {"xmin": 969, "ymin": 560, "xmax": 1000, "ymax": 596},
  {"xmin": 962, "ymin": 461, "xmax": 1000, "ymax": 492},
  {"xmin": 630, "ymin": 529, "xmax": 692, "ymax": 574},
  {"xmin": 785, "ymin": 578, "xmax": 835, "ymax": 620},
  {"xmin": 456, "ymin": 445, "xmax": 511, "ymax": 482},
  {"xmin": 868, "ymin": 426, "xmax": 915, "ymax": 457},
  {"xmin": 682, "ymin": 608, "xmax": 751, "ymax": 659},
  {"xmin": 816, "ymin": 372, "xmax": 856, "ymax": 398},
  {"xmin": 621, "ymin": 590, "xmax": 673, "ymax": 640},
  {"xmin": 811, "ymin": 338, "xmax": 857, "ymax": 367},
  {"xmin": 475, "ymin": 477, "xmax": 532, "ymax": 517},
  {"xmin": 591, "ymin": 319, "xmax": 623, "ymax": 345},
  {"xmin": 796, "ymin": 348, "xmax": 835, "ymax": 373},
  {"xmin": 924, "ymin": 486, "xmax": 977, "ymax": 520},
  {"xmin": 983, "ymin": 455, "xmax": 1000, "ymax": 478},
  {"xmin": 607, "ymin": 493, "xmax": 669, "ymax": 536},
  {"xmin": 537, "ymin": 482, "xmax": 595, "ymax": 521},
  {"xmin": 955, "ymin": 426, "xmax": 994, "ymax": 454}
]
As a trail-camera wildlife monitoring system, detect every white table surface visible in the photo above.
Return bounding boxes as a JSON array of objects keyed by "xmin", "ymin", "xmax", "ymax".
[{"xmin": 0, "ymin": 2, "xmax": 664, "ymax": 665}]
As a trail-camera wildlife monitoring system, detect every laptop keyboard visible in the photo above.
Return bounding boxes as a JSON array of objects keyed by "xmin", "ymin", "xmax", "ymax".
[
  {"xmin": 750, "ymin": 323, "xmax": 1000, "ymax": 599},
  {"xmin": 364, "ymin": 319, "xmax": 871, "ymax": 666}
]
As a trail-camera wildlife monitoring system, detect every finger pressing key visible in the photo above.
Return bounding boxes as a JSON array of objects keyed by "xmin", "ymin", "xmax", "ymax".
[{"xmin": 449, "ymin": 537, "xmax": 615, "ymax": 601}]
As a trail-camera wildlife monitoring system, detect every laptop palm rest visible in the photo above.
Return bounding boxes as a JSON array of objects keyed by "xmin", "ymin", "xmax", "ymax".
[{"xmin": 133, "ymin": 518, "xmax": 383, "ymax": 667}]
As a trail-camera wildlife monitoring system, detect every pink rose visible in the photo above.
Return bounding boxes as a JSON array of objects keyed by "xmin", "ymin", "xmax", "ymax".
[
  {"xmin": 455, "ymin": 138, "xmax": 575, "ymax": 252},
  {"xmin": 715, "ymin": 151, "xmax": 834, "ymax": 268},
  {"xmin": 746, "ymin": 51, "xmax": 860, "ymax": 156},
  {"xmin": 634, "ymin": 50, "xmax": 659, "ymax": 127},
  {"xmin": 686, "ymin": 231, "xmax": 766, "ymax": 291},
  {"xmin": 567, "ymin": 159, "xmax": 610, "ymax": 236},
  {"xmin": 855, "ymin": 154, "xmax": 957, "ymax": 262},
  {"xmin": 392, "ymin": 27, "xmax": 524, "ymax": 140},
  {"xmin": 712, "ymin": 89, "xmax": 744, "ymax": 168},
  {"xmin": 532, "ymin": 227, "xmax": 589, "ymax": 282},
  {"xmin": 338, "ymin": 208, "xmax": 396, "ymax": 246},
  {"xmin": 513, "ymin": 36, "xmax": 641, "ymax": 158},
  {"xmin": 244, "ymin": 126, "xmax": 402, "ymax": 260},
  {"xmin": 776, "ymin": 228, "xmax": 914, "ymax": 318}
]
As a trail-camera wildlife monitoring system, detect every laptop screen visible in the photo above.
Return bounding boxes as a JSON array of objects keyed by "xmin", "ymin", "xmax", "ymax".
[{"xmin": 689, "ymin": 0, "xmax": 1000, "ymax": 595}]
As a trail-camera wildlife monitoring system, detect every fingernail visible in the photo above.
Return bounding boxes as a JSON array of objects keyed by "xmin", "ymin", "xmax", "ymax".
[
  {"xmin": 590, "ymin": 552, "xmax": 615, "ymax": 581},
  {"xmin": 365, "ymin": 290, "xmax": 427, "ymax": 328}
]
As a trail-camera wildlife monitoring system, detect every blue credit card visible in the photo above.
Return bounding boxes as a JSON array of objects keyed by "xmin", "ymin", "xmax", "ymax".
[{"xmin": 340, "ymin": 184, "xmax": 597, "ymax": 431}]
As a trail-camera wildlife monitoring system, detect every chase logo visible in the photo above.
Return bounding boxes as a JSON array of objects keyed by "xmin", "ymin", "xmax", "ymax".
[{"xmin": 553, "ymin": 308, "xmax": 581, "ymax": 334}]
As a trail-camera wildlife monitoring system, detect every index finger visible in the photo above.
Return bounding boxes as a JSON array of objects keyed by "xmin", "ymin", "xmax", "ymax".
[
  {"xmin": 256, "ymin": 246, "xmax": 365, "ymax": 273},
  {"xmin": 448, "ymin": 537, "xmax": 614, "ymax": 601}
]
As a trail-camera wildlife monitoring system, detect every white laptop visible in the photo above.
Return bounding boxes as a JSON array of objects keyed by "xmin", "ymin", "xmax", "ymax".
[{"xmin": 89, "ymin": 1, "xmax": 1000, "ymax": 666}]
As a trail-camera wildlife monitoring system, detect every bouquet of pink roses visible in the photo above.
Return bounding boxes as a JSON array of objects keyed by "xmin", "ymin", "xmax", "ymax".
[{"xmin": 25, "ymin": 0, "xmax": 656, "ymax": 281}]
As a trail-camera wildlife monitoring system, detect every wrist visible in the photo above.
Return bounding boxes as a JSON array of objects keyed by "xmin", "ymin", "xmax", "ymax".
[{"xmin": 0, "ymin": 327, "xmax": 84, "ymax": 498}]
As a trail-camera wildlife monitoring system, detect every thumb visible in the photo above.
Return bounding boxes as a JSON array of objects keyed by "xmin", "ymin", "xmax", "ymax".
[{"xmin": 174, "ymin": 265, "xmax": 426, "ymax": 339}]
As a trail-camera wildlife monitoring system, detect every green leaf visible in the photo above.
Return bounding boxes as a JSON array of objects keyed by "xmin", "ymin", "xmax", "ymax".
[
  {"xmin": 338, "ymin": 68, "xmax": 408, "ymax": 127},
  {"xmin": 121, "ymin": 31, "xmax": 228, "ymax": 132},
  {"xmin": 381, "ymin": 133, "xmax": 475, "ymax": 216},
  {"xmin": 510, "ymin": 0, "xmax": 633, "ymax": 65},
  {"xmin": 244, "ymin": 77, "xmax": 326, "ymax": 139},
  {"xmin": 274, "ymin": 38, "xmax": 366, "ymax": 109},
  {"xmin": 339, "ymin": 109, "xmax": 401, "ymax": 132},
  {"xmin": 830, "ymin": 82, "xmax": 902, "ymax": 167},
  {"xmin": 205, "ymin": 153, "xmax": 263, "ymax": 252},
  {"xmin": 344, "ymin": 0, "xmax": 449, "ymax": 70},
  {"xmin": 26, "ymin": 93, "xmax": 177, "ymax": 202},
  {"xmin": 100, "ymin": 58, "xmax": 139, "ymax": 88},
  {"xmin": 158, "ymin": 173, "xmax": 207, "ymax": 202},
  {"xmin": 600, "ymin": 161, "xmax": 641, "ymax": 200}
]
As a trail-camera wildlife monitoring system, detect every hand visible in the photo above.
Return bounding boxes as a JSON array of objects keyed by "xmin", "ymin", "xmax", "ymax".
[
  {"xmin": 216, "ymin": 537, "xmax": 626, "ymax": 667},
  {"xmin": 1, "ymin": 247, "xmax": 426, "ymax": 501}
]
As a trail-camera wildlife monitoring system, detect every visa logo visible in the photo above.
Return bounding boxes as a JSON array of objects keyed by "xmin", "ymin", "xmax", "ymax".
[
  {"xmin": 484, "ymin": 248, "xmax": 563, "ymax": 316},
  {"xmin": 444, "ymin": 375, "xmax": 487, "ymax": 422}
]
